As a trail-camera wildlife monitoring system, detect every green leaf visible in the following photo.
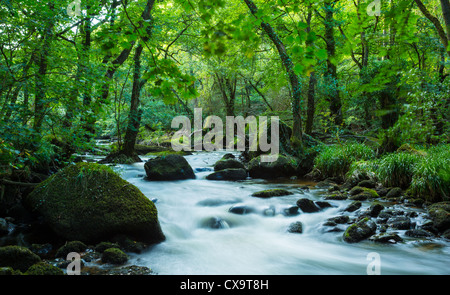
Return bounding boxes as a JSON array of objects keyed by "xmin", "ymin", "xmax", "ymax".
[
  {"xmin": 314, "ymin": 49, "xmax": 328, "ymax": 60},
  {"xmin": 293, "ymin": 64, "xmax": 304, "ymax": 75}
]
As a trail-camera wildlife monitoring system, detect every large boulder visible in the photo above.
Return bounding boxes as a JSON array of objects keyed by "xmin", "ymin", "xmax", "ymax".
[
  {"xmin": 248, "ymin": 155, "xmax": 298, "ymax": 179},
  {"xmin": 25, "ymin": 163, "xmax": 165, "ymax": 244},
  {"xmin": 0, "ymin": 246, "xmax": 41, "ymax": 272},
  {"xmin": 144, "ymin": 154, "xmax": 195, "ymax": 180}
]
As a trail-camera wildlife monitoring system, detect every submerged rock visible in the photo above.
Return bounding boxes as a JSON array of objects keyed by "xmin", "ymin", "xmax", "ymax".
[
  {"xmin": 25, "ymin": 163, "xmax": 165, "ymax": 245},
  {"xmin": 287, "ymin": 221, "xmax": 303, "ymax": 234},
  {"xmin": 229, "ymin": 205, "xmax": 255, "ymax": 215},
  {"xmin": 343, "ymin": 218, "xmax": 377, "ymax": 243},
  {"xmin": 201, "ymin": 217, "xmax": 231, "ymax": 229},
  {"xmin": 144, "ymin": 154, "xmax": 195, "ymax": 180},
  {"xmin": 251, "ymin": 189, "xmax": 293, "ymax": 198}
]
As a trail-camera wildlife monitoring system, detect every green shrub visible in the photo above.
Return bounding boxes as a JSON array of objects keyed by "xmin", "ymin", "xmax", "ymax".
[
  {"xmin": 314, "ymin": 143, "xmax": 375, "ymax": 178},
  {"xmin": 346, "ymin": 159, "xmax": 379, "ymax": 182},
  {"xmin": 409, "ymin": 144, "xmax": 450, "ymax": 202},
  {"xmin": 376, "ymin": 152, "xmax": 421, "ymax": 189}
]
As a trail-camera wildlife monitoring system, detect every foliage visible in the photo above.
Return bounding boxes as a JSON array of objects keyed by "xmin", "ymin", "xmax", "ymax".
[
  {"xmin": 314, "ymin": 142, "xmax": 375, "ymax": 178},
  {"xmin": 376, "ymin": 151, "xmax": 422, "ymax": 189},
  {"xmin": 409, "ymin": 144, "xmax": 450, "ymax": 202}
]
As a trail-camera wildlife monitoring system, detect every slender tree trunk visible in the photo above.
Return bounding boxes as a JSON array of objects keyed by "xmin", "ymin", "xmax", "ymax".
[
  {"xmin": 305, "ymin": 72, "xmax": 316, "ymax": 135},
  {"xmin": 33, "ymin": 4, "xmax": 54, "ymax": 133},
  {"xmin": 119, "ymin": 0, "xmax": 156, "ymax": 158},
  {"xmin": 324, "ymin": 0, "xmax": 342, "ymax": 126},
  {"xmin": 242, "ymin": 0, "xmax": 303, "ymax": 145},
  {"xmin": 121, "ymin": 44, "xmax": 144, "ymax": 157}
]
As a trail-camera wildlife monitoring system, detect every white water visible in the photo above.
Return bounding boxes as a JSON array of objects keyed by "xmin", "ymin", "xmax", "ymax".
[{"xmin": 113, "ymin": 152, "xmax": 450, "ymax": 275}]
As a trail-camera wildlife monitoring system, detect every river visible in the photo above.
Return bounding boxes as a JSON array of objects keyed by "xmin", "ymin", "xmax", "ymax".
[{"xmin": 109, "ymin": 151, "xmax": 449, "ymax": 275}]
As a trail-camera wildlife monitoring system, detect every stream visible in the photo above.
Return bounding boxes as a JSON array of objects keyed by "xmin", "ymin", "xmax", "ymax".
[{"xmin": 106, "ymin": 151, "xmax": 449, "ymax": 275}]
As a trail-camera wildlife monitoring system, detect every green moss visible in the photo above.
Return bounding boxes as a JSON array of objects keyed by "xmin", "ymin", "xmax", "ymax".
[
  {"xmin": 25, "ymin": 262, "xmax": 64, "ymax": 275},
  {"xmin": 0, "ymin": 246, "xmax": 41, "ymax": 272},
  {"xmin": 145, "ymin": 150, "xmax": 191, "ymax": 157},
  {"xmin": 101, "ymin": 248, "xmax": 128, "ymax": 265},
  {"xmin": 55, "ymin": 241, "xmax": 87, "ymax": 258},
  {"xmin": 26, "ymin": 162, "xmax": 165, "ymax": 244}
]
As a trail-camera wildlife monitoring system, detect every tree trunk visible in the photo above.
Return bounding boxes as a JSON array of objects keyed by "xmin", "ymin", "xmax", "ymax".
[
  {"xmin": 119, "ymin": 0, "xmax": 156, "ymax": 158},
  {"xmin": 305, "ymin": 72, "xmax": 316, "ymax": 135},
  {"xmin": 324, "ymin": 0, "xmax": 342, "ymax": 126},
  {"xmin": 121, "ymin": 44, "xmax": 144, "ymax": 157},
  {"xmin": 33, "ymin": 4, "xmax": 54, "ymax": 133},
  {"xmin": 242, "ymin": 0, "xmax": 303, "ymax": 145}
]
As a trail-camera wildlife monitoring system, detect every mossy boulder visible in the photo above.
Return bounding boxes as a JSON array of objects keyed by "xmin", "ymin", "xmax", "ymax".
[
  {"xmin": 55, "ymin": 241, "xmax": 87, "ymax": 258},
  {"xmin": 214, "ymin": 159, "xmax": 245, "ymax": 171},
  {"xmin": 25, "ymin": 163, "xmax": 165, "ymax": 245},
  {"xmin": 0, "ymin": 246, "xmax": 41, "ymax": 272},
  {"xmin": 25, "ymin": 262, "xmax": 64, "ymax": 275},
  {"xmin": 101, "ymin": 248, "xmax": 128, "ymax": 265},
  {"xmin": 427, "ymin": 202, "xmax": 450, "ymax": 232},
  {"xmin": 144, "ymin": 154, "xmax": 195, "ymax": 180},
  {"xmin": 343, "ymin": 218, "xmax": 377, "ymax": 243},
  {"xmin": 248, "ymin": 155, "xmax": 299, "ymax": 179},
  {"xmin": 251, "ymin": 189, "xmax": 293, "ymax": 198},
  {"xmin": 95, "ymin": 242, "xmax": 120, "ymax": 253},
  {"xmin": 206, "ymin": 168, "xmax": 247, "ymax": 181}
]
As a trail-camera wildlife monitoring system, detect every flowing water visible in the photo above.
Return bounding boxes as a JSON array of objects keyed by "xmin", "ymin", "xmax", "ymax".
[{"xmin": 110, "ymin": 151, "xmax": 450, "ymax": 275}]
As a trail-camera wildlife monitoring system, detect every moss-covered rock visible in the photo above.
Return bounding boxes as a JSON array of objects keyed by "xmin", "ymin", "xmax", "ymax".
[
  {"xmin": 55, "ymin": 241, "xmax": 87, "ymax": 258},
  {"xmin": 251, "ymin": 189, "xmax": 293, "ymax": 198},
  {"xmin": 144, "ymin": 154, "xmax": 195, "ymax": 180},
  {"xmin": 344, "ymin": 201, "xmax": 362, "ymax": 212},
  {"xmin": 0, "ymin": 246, "xmax": 41, "ymax": 272},
  {"xmin": 95, "ymin": 242, "xmax": 120, "ymax": 253},
  {"xmin": 25, "ymin": 163, "xmax": 165, "ymax": 244},
  {"xmin": 427, "ymin": 202, "xmax": 450, "ymax": 232},
  {"xmin": 101, "ymin": 248, "xmax": 128, "ymax": 265},
  {"xmin": 248, "ymin": 155, "xmax": 299, "ymax": 179},
  {"xmin": 214, "ymin": 159, "xmax": 245, "ymax": 171},
  {"xmin": 25, "ymin": 262, "xmax": 64, "ymax": 275},
  {"xmin": 343, "ymin": 217, "xmax": 377, "ymax": 243}
]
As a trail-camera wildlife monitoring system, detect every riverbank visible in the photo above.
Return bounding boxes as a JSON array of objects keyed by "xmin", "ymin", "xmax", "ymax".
[{"xmin": 1, "ymin": 147, "xmax": 449, "ymax": 275}]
